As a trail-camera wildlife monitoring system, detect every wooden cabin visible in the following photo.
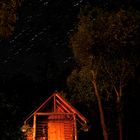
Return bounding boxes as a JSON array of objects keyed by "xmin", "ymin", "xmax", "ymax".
[{"xmin": 21, "ymin": 92, "xmax": 88, "ymax": 140}]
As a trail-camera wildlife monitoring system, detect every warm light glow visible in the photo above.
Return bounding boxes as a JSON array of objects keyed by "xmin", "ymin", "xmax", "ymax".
[
  {"xmin": 21, "ymin": 127, "xmax": 26, "ymax": 133},
  {"xmin": 21, "ymin": 124, "xmax": 30, "ymax": 133},
  {"xmin": 81, "ymin": 123, "xmax": 89, "ymax": 132}
]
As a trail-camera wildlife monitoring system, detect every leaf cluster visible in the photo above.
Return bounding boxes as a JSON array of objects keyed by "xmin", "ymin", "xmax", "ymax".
[
  {"xmin": 0, "ymin": 0, "xmax": 21, "ymax": 38},
  {"xmin": 67, "ymin": 5, "xmax": 140, "ymax": 111}
]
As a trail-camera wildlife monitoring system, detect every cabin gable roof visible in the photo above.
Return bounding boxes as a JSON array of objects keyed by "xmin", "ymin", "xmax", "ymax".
[{"xmin": 24, "ymin": 92, "xmax": 88, "ymax": 126}]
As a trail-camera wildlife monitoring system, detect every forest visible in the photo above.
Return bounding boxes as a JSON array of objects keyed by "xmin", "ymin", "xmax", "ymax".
[{"xmin": 0, "ymin": 0, "xmax": 140, "ymax": 140}]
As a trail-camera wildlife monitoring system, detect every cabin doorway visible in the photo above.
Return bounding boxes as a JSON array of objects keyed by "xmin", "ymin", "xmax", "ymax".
[{"xmin": 48, "ymin": 121, "xmax": 64, "ymax": 140}]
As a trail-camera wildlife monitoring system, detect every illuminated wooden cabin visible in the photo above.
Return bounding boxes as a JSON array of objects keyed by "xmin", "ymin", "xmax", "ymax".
[{"xmin": 21, "ymin": 92, "xmax": 88, "ymax": 140}]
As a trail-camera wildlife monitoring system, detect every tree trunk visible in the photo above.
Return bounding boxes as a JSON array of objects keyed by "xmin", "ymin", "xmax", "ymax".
[
  {"xmin": 117, "ymin": 96, "xmax": 123, "ymax": 140},
  {"xmin": 91, "ymin": 70, "xmax": 108, "ymax": 140},
  {"xmin": 112, "ymin": 83, "xmax": 123, "ymax": 140},
  {"xmin": 118, "ymin": 113, "xmax": 123, "ymax": 140}
]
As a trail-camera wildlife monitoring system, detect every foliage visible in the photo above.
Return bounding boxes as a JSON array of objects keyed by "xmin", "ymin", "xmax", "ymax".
[
  {"xmin": 68, "ymin": 5, "xmax": 140, "ymax": 104},
  {"xmin": 69, "ymin": 11, "xmax": 93, "ymax": 66},
  {"xmin": 0, "ymin": 0, "xmax": 21, "ymax": 38},
  {"xmin": 67, "ymin": 67, "xmax": 95, "ymax": 109},
  {"xmin": 67, "ymin": 5, "xmax": 140, "ymax": 139}
]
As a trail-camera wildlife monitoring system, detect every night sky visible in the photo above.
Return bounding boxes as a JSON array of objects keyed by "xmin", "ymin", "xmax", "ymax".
[
  {"xmin": 0, "ymin": 0, "xmax": 79, "ymax": 79},
  {"xmin": 0, "ymin": 0, "xmax": 140, "ymax": 139}
]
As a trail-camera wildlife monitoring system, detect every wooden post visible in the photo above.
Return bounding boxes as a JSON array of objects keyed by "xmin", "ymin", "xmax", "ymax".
[
  {"xmin": 54, "ymin": 94, "xmax": 56, "ymax": 112},
  {"xmin": 73, "ymin": 114, "xmax": 77, "ymax": 140},
  {"xmin": 33, "ymin": 113, "xmax": 36, "ymax": 140}
]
